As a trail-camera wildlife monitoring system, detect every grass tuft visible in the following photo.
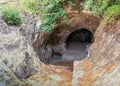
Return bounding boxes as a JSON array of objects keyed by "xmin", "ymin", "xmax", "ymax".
[{"xmin": 1, "ymin": 5, "xmax": 22, "ymax": 25}]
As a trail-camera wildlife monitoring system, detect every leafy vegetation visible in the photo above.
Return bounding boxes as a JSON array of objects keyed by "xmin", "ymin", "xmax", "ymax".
[
  {"xmin": 84, "ymin": 0, "xmax": 120, "ymax": 23},
  {"xmin": 84, "ymin": 0, "xmax": 113, "ymax": 17},
  {"xmin": 20, "ymin": 0, "xmax": 40, "ymax": 14},
  {"xmin": 1, "ymin": 5, "xmax": 22, "ymax": 25},
  {"xmin": 1, "ymin": 0, "xmax": 120, "ymax": 30},
  {"xmin": 105, "ymin": 5, "xmax": 120, "ymax": 23},
  {"xmin": 21, "ymin": 0, "xmax": 120, "ymax": 32},
  {"xmin": 104, "ymin": 0, "xmax": 120, "ymax": 23},
  {"xmin": 39, "ymin": 0, "xmax": 67, "ymax": 33},
  {"xmin": 19, "ymin": 0, "xmax": 67, "ymax": 33}
]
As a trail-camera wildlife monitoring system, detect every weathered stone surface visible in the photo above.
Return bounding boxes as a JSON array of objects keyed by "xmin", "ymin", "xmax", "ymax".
[
  {"xmin": 0, "ymin": 28, "xmax": 41, "ymax": 79},
  {"xmin": 72, "ymin": 18, "xmax": 120, "ymax": 86},
  {"xmin": 0, "ymin": 13, "xmax": 41, "ymax": 80},
  {"xmin": 26, "ymin": 63, "xmax": 73, "ymax": 86},
  {"xmin": 0, "ymin": 60, "xmax": 24, "ymax": 86},
  {"xmin": 15, "ymin": 52, "xmax": 37, "ymax": 79},
  {"xmin": 19, "ymin": 13, "xmax": 41, "ymax": 45},
  {"xmin": 0, "ymin": 12, "xmax": 73, "ymax": 86}
]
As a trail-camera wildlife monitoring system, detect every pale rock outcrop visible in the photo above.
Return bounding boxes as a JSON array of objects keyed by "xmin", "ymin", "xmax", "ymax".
[
  {"xmin": 0, "ymin": 13, "xmax": 73, "ymax": 86},
  {"xmin": 72, "ymin": 17, "xmax": 120, "ymax": 86},
  {"xmin": 0, "ymin": 13, "xmax": 41, "ymax": 82}
]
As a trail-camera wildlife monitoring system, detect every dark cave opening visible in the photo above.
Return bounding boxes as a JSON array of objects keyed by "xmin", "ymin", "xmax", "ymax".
[
  {"xmin": 60, "ymin": 28, "xmax": 94, "ymax": 62},
  {"xmin": 66, "ymin": 29, "xmax": 94, "ymax": 48},
  {"xmin": 48, "ymin": 28, "xmax": 94, "ymax": 69}
]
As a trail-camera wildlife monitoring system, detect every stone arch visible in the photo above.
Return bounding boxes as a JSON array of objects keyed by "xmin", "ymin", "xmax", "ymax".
[
  {"xmin": 66, "ymin": 28, "xmax": 94, "ymax": 43},
  {"xmin": 50, "ymin": 12, "xmax": 99, "ymax": 44}
]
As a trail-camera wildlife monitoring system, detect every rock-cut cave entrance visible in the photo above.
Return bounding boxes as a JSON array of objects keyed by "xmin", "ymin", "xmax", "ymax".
[
  {"xmin": 66, "ymin": 29, "xmax": 94, "ymax": 46},
  {"xmin": 50, "ymin": 28, "xmax": 94, "ymax": 64},
  {"xmin": 49, "ymin": 28, "xmax": 94, "ymax": 71},
  {"xmin": 62, "ymin": 28, "xmax": 94, "ymax": 61}
]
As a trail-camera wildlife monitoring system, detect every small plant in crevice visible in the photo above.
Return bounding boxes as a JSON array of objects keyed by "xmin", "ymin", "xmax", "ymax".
[{"xmin": 1, "ymin": 5, "xmax": 22, "ymax": 25}]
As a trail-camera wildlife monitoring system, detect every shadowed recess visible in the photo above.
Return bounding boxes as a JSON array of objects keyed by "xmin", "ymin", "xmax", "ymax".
[{"xmin": 66, "ymin": 28, "xmax": 94, "ymax": 48}]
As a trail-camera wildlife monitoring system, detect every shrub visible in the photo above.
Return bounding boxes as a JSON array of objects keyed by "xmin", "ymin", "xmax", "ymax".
[
  {"xmin": 39, "ymin": 0, "xmax": 67, "ymax": 33},
  {"xmin": 84, "ymin": 0, "xmax": 112, "ymax": 17},
  {"xmin": 105, "ymin": 5, "xmax": 120, "ymax": 23},
  {"xmin": 1, "ymin": 5, "xmax": 22, "ymax": 25}
]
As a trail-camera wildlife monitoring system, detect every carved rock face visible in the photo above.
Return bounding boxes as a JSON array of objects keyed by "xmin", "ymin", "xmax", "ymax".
[{"xmin": 34, "ymin": 12, "xmax": 100, "ymax": 63}]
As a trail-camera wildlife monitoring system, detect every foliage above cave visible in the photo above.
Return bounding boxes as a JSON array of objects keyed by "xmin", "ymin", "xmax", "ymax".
[
  {"xmin": 39, "ymin": 0, "xmax": 66, "ymax": 33},
  {"xmin": 20, "ymin": 0, "xmax": 85, "ymax": 33},
  {"xmin": 105, "ymin": 5, "xmax": 120, "ymax": 23},
  {"xmin": 1, "ymin": 0, "xmax": 120, "ymax": 31},
  {"xmin": 39, "ymin": 0, "xmax": 120, "ymax": 32},
  {"xmin": 84, "ymin": 0, "xmax": 117, "ymax": 17}
]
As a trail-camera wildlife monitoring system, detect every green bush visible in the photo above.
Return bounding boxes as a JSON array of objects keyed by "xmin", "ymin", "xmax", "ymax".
[
  {"xmin": 105, "ymin": 5, "xmax": 120, "ymax": 23},
  {"xmin": 84, "ymin": 0, "xmax": 112, "ymax": 17},
  {"xmin": 1, "ymin": 5, "xmax": 22, "ymax": 25},
  {"xmin": 16, "ymin": 0, "xmax": 67, "ymax": 33},
  {"xmin": 39, "ymin": 0, "xmax": 67, "ymax": 33}
]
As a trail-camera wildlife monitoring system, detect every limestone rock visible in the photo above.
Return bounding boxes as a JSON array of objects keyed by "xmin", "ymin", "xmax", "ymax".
[{"xmin": 0, "ymin": 13, "xmax": 41, "ymax": 80}]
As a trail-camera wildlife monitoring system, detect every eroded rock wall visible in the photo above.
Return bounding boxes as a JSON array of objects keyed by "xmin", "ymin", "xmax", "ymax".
[{"xmin": 72, "ymin": 17, "xmax": 120, "ymax": 86}]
